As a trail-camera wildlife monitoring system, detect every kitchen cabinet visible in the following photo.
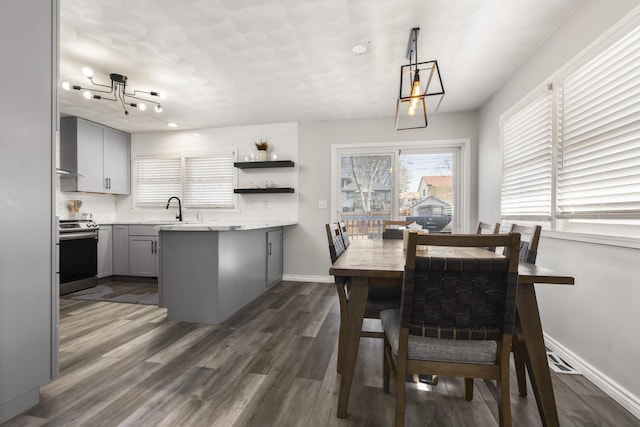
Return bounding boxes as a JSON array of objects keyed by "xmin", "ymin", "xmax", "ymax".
[
  {"xmin": 112, "ymin": 225, "xmax": 129, "ymax": 275},
  {"xmin": 128, "ymin": 225, "xmax": 159, "ymax": 277},
  {"xmin": 266, "ymin": 229, "xmax": 282, "ymax": 287},
  {"xmin": 97, "ymin": 225, "xmax": 113, "ymax": 278},
  {"xmin": 159, "ymin": 226, "xmax": 286, "ymax": 324},
  {"xmin": 60, "ymin": 116, "xmax": 130, "ymax": 195}
]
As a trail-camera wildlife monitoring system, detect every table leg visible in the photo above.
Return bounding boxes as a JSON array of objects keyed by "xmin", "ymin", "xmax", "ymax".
[
  {"xmin": 517, "ymin": 283, "xmax": 559, "ymax": 427},
  {"xmin": 337, "ymin": 276, "xmax": 368, "ymax": 418}
]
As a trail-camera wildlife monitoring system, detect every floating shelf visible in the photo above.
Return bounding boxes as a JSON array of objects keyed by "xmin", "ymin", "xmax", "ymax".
[
  {"xmin": 234, "ymin": 188, "xmax": 295, "ymax": 194},
  {"xmin": 234, "ymin": 160, "xmax": 295, "ymax": 169}
]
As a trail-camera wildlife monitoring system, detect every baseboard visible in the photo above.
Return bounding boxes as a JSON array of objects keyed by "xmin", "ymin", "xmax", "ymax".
[
  {"xmin": 0, "ymin": 387, "xmax": 40, "ymax": 424},
  {"xmin": 282, "ymin": 274, "xmax": 334, "ymax": 283},
  {"xmin": 544, "ymin": 334, "xmax": 640, "ymax": 420}
]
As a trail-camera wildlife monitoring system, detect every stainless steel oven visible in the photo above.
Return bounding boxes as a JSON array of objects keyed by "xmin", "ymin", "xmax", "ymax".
[{"xmin": 58, "ymin": 219, "xmax": 99, "ymax": 295}]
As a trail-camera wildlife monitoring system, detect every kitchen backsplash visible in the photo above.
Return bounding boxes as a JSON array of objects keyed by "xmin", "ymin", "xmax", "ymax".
[{"xmin": 56, "ymin": 177, "xmax": 117, "ymax": 222}]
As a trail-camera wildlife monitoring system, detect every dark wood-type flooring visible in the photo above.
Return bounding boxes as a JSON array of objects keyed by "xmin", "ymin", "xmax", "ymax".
[{"xmin": 3, "ymin": 281, "xmax": 638, "ymax": 426}]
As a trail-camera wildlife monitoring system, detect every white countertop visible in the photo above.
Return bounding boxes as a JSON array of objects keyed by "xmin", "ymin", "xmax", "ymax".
[{"xmin": 156, "ymin": 221, "xmax": 297, "ymax": 231}]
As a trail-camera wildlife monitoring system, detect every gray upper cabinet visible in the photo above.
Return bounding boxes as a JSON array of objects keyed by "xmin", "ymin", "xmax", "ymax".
[{"xmin": 60, "ymin": 116, "xmax": 131, "ymax": 195}]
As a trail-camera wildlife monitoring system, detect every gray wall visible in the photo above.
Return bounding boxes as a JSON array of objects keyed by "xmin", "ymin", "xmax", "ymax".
[
  {"xmin": 284, "ymin": 112, "xmax": 477, "ymax": 278},
  {"xmin": 477, "ymin": 0, "xmax": 640, "ymax": 413},
  {"xmin": 0, "ymin": 0, "xmax": 56, "ymax": 422}
]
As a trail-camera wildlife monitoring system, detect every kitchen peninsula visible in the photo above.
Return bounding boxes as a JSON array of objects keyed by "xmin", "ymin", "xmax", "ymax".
[{"xmin": 157, "ymin": 221, "xmax": 295, "ymax": 324}]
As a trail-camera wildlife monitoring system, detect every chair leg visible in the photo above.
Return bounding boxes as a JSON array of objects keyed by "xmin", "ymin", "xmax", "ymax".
[
  {"xmin": 396, "ymin": 356, "xmax": 407, "ymax": 427},
  {"xmin": 512, "ymin": 330, "xmax": 527, "ymax": 397},
  {"xmin": 497, "ymin": 375, "xmax": 512, "ymax": 427},
  {"xmin": 335, "ymin": 281, "xmax": 349, "ymax": 373},
  {"xmin": 395, "ymin": 367, "xmax": 406, "ymax": 427},
  {"xmin": 383, "ymin": 336, "xmax": 390, "ymax": 393},
  {"xmin": 464, "ymin": 378, "xmax": 474, "ymax": 401}
]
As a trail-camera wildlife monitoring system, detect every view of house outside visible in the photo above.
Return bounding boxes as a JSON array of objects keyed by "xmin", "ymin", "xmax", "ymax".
[{"xmin": 339, "ymin": 153, "xmax": 454, "ymax": 238}]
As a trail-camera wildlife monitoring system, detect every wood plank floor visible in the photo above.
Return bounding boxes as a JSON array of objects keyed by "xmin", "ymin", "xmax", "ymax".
[{"xmin": 2, "ymin": 281, "xmax": 638, "ymax": 427}]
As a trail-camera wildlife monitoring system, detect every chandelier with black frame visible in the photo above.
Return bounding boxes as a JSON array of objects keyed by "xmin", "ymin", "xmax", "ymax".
[
  {"xmin": 395, "ymin": 27, "xmax": 445, "ymax": 130},
  {"xmin": 62, "ymin": 67, "xmax": 164, "ymax": 116}
]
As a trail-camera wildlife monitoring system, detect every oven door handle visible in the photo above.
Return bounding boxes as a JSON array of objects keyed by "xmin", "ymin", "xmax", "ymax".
[{"xmin": 59, "ymin": 231, "xmax": 98, "ymax": 241}]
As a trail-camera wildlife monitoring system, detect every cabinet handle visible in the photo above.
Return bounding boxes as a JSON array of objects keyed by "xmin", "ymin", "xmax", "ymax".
[
  {"xmin": 151, "ymin": 240, "xmax": 154, "ymax": 253},
  {"xmin": 108, "ymin": 177, "xmax": 111, "ymax": 189},
  {"xmin": 105, "ymin": 177, "xmax": 109, "ymax": 189},
  {"xmin": 268, "ymin": 241, "xmax": 272, "ymax": 256}
]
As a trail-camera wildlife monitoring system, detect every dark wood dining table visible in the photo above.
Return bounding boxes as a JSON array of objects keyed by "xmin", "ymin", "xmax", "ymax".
[{"xmin": 329, "ymin": 238, "xmax": 574, "ymax": 427}]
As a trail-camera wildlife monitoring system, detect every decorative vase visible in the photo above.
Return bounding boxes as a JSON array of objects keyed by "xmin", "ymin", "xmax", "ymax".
[{"xmin": 257, "ymin": 150, "xmax": 267, "ymax": 161}]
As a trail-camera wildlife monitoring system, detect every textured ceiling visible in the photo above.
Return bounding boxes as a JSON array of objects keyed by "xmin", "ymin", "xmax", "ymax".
[{"xmin": 59, "ymin": 0, "xmax": 583, "ymax": 133}]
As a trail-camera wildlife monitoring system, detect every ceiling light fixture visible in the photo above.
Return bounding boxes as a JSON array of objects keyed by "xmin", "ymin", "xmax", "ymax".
[
  {"xmin": 395, "ymin": 28, "xmax": 445, "ymax": 130},
  {"xmin": 62, "ymin": 68, "xmax": 164, "ymax": 116}
]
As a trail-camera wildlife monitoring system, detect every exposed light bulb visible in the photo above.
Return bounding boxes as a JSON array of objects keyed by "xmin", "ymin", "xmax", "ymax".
[
  {"xmin": 154, "ymin": 105, "xmax": 163, "ymax": 113},
  {"xmin": 138, "ymin": 102, "xmax": 146, "ymax": 111},
  {"xmin": 408, "ymin": 70, "xmax": 421, "ymax": 116},
  {"xmin": 83, "ymin": 90, "xmax": 92, "ymax": 100},
  {"xmin": 82, "ymin": 67, "xmax": 93, "ymax": 78},
  {"xmin": 62, "ymin": 81, "xmax": 71, "ymax": 91}
]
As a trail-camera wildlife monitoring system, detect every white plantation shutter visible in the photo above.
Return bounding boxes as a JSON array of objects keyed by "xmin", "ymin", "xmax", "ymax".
[
  {"xmin": 557, "ymin": 26, "xmax": 640, "ymax": 218},
  {"xmin": 135, "ymin": 156, "xmax": 182, "ymax": 207},
  {"xmin": 500, "ymin": 90, "xmax": 553, "ymax": 218},
  {"xmin": 184, "ymin": 151, "xmax": 235, "ymax": 208}
]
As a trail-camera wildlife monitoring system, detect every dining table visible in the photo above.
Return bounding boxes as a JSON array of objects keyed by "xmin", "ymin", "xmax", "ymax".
[{"xmin": 329, "ymin": 238, "xmax": 574, "ymax": 427}]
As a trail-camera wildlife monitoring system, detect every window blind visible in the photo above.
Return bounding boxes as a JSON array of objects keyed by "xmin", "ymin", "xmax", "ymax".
[
  {"xmin": 500, "ymin": 91, "xmax": 553, "ymax": 218},
  {"xmin": 134, "ymin": 156, "xmax": 182, "ymax": 207},
  {"xmin": 184, "ymin": 151, "xmax": 235, "ymax": 208},
  {"xmin": 557, "ymin": 26, "xmax": 640, "ymax": 217}
]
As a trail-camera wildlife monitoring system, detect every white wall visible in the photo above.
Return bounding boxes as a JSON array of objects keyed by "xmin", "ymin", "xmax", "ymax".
[
  {"xmin": 0, "ymin": 0, "xmax": 56, "ymax": 422},
  {"xmin": 116, "ymin": 122, "xmax": 299, "ymax": 223},
  {"xmin": 477, "ymin": 0, "xmax": 640, "ymax": 416},
  {"xmin": 285, "ymin": 112, "xmax": 477, "ymax": 279}
]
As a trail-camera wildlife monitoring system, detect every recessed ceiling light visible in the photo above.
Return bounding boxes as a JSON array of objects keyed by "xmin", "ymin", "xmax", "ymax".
[
  {"xmin": 352, "ymin": 44, "xmax": 368, "ymax": 55},
  {"xmin": 167, "ymin": 122, "xmax": 178, "ymax": 128}
]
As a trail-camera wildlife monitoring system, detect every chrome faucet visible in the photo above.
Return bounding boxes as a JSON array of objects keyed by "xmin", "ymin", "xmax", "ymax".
[{"xmin": 166, "ymin": 196, "xmax": 183, "ymax": 221}]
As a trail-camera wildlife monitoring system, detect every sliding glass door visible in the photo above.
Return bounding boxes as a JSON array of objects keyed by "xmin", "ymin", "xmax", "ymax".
[{"xmin": 335, "ymin": 147, "xmax": 459, "ymax": 239}]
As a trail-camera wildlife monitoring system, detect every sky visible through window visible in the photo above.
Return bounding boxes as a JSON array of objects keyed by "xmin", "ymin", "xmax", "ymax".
[{"xmin": 401, "ymin": 153, "xmax": 453, "ymax": 192}]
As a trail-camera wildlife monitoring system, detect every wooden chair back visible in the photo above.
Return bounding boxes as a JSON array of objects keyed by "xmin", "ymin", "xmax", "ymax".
[
  {"xmin": 476, "ymin": 221, "xmax": 500, "ymax": 235},
  {"xmin": 507, "ymin": 224, "xmax": 542, "ymax": 264},
  {"xmin": 338, "ymin": 221, "xmax": 350, "ymax": 248},
  {"xmin": 476, "ymin": 221, "xmax": 501, "ymax": 251},
  {"xmin": 325, "ymin": 223, "xmax": 346, "ymax": 263}
]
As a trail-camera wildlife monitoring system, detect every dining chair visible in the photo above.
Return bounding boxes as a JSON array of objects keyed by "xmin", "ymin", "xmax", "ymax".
[
  {"xmin": 476, "ymin": 221, "xmax": 501, "ymax": 251},
  {"xmin": 506, "ymin": 223, "xmax": 542, "ymax": 264},
  {"xmin": 326, "ymin": 223, "xmax": 401, "ymax": 372},
  {"xmin": 338, "ymin": 221, "xmax": 350, "ymax": 248},
  {"xmin": 381, "ymin": 231, "xmax": 521, "ymax": 427},
  {"xmin": 465, "ymin": 223, "xmax": 544, "ymax": 401},
  {"xmin": 506, "ymin": 223, "xmax": 542, "ymax": 397},
  {"xmin": 382, "ymin": 220, "xmax": 413, "ymax": 240}
]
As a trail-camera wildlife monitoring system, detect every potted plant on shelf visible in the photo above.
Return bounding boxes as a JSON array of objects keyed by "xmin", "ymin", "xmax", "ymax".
[{"xmin": 255, "ymin": 140, "xmax": 269, "ymax": 161}]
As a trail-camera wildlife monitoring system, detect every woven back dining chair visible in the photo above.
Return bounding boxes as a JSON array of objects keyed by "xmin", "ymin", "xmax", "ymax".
[
  {"xmin": 338, "ymin": 221, "xmax": 350, "ymax": 248},
  {"xmin": 382, "ymin": 220, "xmax": 413, "ymax": 240},
  {"xmin": 326, "ymin": 223, "xmax": 401, "ymax": 372},
  {"xmin": 381, "ymin": 231, "xmax": 521, "ymax": 427}
]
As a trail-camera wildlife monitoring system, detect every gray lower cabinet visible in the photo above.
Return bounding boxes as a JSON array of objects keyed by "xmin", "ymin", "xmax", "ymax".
[
  {"xmin": 128, "ymin": 225, "xmax": 159, "ymax": 277},
  {"xmin": 112, "ymin": 225, "xmax": 129, "ymax": 275},
  {"xmin": 160, "ymin": 226, "xmax": 284, "ymax": 324},
  {"xmin": 266, "ymin": 229, "xmax": 283, "ymax": 287},
  {"xmin": 97, "ymin": 226, "xmax": 113, "ymax": 278}
]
